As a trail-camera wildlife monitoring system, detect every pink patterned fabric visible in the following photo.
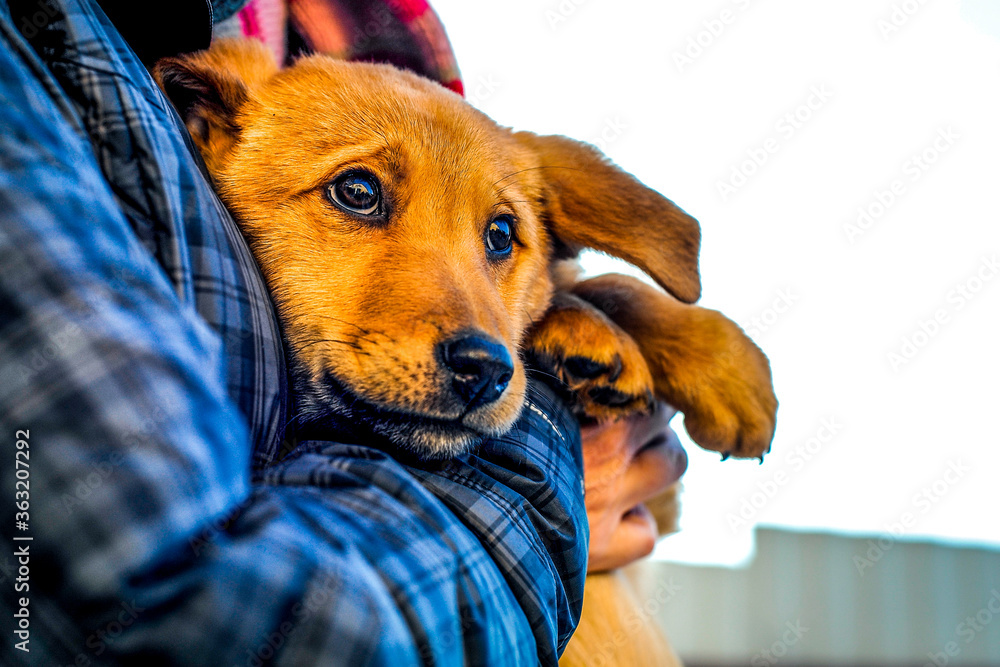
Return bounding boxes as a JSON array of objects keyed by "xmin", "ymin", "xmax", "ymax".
[{"xmin": 234, "ymin": 0, "xmax": 463, "ymax": 95}]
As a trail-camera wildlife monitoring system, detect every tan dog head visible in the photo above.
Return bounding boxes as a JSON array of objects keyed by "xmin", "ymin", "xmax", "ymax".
[{"xmin": 154, "ymin": 39, "xmax": 701, "ymax": 457}]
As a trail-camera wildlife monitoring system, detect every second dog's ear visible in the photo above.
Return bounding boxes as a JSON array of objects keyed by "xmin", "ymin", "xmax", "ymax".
[
  {"xmin": 153, "ymin": 39, "xmax": 278, "ymax": 172},
  {"xmin": 516, "ymin": 132, "xmax": 702, "ymax": 304}
]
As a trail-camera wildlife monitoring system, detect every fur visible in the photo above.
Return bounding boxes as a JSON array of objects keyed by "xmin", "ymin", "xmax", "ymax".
[{"xmin": 153, "ymin": 37, "xmax": 775, "ymax": 460}]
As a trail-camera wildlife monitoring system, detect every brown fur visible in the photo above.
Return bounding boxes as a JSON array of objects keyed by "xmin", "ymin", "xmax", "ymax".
[
  {"xmin": 560, "ymin": 569, "xmax": 682, "ymax": 667},
  {"xmin": 154, "ymin": 38, "xmax": 774, "ymax": 459},
  {"xmin": 562, "ymin": 274, "xmax": 777, "ymax": 457}
]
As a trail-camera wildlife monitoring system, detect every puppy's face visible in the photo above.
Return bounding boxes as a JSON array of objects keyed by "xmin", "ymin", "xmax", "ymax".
[{"xmin": 155, "ymin": 39, "xmax": 702, "ymax": 457}]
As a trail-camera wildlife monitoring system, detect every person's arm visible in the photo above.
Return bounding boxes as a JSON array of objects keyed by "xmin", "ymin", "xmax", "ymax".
[
  {"xmin": 0, "ymin": 9, "xmax": 584, "ymax": 666},
  {"xmin": 261, "ymin": 379, "xmax": 587, "ymax": 665}
]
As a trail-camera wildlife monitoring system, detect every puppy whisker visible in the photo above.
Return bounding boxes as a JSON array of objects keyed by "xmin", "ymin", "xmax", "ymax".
[
  {"xmin": 297, "ymin": 338, "xmax": 369, "ymax": 354},
  {"xmin": 524, "ymin": 367, "xmax": 561, "ymax": 384},
  {"xmin": 286, "ymin": 313, "xmax": 376, "ymax": 338},
  {"xmin": 493, "ymin": 164, "xmax": 586, "ymax": 187}
]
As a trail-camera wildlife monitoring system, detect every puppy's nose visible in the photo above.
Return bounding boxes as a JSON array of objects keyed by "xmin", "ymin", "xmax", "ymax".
[{"xmin": 441, "ymin": 334, "xmax": 514, "ymax": 411}]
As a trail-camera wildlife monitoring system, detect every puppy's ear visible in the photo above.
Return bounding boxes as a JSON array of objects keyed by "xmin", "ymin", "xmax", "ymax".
[
  {"xmin": 516, "ymin": 132, "xmax": 701, "ymax": 304},
  {"xmin": 153, "ymin": 39, "xmax": 277, "ymax": 172}
]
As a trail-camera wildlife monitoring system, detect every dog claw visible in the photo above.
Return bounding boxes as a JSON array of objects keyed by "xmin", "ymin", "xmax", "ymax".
[
  {"xmin": 587, "ymin": 385, "xmax": 635, "ymax": 408},
  {"xmin": 758, "ymin": 455, "xmax": 765, "ymax": 465},
  {"xmin": 564, "ymin": 355, "xmax": 609, "ymax": 380},
  {"xmin": 720, "ymin": 452, "xmax": 731, "ymax": 462}
]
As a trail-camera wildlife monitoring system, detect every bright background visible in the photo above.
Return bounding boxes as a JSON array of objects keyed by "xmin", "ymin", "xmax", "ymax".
[{"xmin": 432, "ymin": 0, "xmax": 1000, "ymax": 566}]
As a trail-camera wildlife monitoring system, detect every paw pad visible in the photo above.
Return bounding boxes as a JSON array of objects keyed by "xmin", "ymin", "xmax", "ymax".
[{"xmin": 564, "ymin": 355, "xmax": 621, "ymax": 381}]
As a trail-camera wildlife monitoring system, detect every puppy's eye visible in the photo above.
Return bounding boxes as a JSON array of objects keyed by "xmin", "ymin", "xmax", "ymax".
[
  {"xmin": 486, "ymin": 215, "xmax": 513, "ymax": 257},
  {"xmin": 327, "ymin": 171, "xmax": 381, "ymax": 216}
]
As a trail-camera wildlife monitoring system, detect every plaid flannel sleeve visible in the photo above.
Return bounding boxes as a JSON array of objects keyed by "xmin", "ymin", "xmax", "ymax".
[{"xmin": 0, "ymin": 1, "xmax": 586, "ymax": 665}]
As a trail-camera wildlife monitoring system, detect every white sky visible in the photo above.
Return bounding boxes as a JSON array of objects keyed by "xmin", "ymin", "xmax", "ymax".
[{"xmin": 433, "ymin": 0, "xmax": 1000, "ymax": 565}]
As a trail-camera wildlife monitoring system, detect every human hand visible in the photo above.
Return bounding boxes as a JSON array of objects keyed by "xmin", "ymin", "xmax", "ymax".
[{"xmin": 581, "ymin": 402, "xmax": 687, "ymax": 573}]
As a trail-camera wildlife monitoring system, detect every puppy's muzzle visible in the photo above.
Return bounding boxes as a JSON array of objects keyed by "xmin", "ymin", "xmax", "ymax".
[{"xmin": 440, "ymin": 333, "xmax": 513, "ymax": 411}]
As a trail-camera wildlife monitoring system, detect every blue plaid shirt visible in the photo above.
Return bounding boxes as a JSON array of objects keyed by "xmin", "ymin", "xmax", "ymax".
[{"xmin": 0, "ymin": 0, "xmax": 587, "ymax": 664}]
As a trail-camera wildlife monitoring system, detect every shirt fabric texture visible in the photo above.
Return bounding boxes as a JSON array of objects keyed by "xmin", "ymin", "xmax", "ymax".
[{"xmin": 0, "ymin": 0, "xmax": 587, "ymax": 664}]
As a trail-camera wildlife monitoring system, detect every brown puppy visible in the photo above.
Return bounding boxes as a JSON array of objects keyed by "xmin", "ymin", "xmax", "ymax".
[
  {"xmin": 154, "ymin": 39, "xmax": 775, "ymax": 459},
  {"xmin": 542, "ymin": 273, "xmax": 778, "ymax": 458}
]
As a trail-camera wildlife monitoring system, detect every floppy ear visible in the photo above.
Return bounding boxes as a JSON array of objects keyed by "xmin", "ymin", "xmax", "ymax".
[
  {"xmin": 516, "ymin": 132, "xmax": 702, "ymax": 304},
  {"xmin": 152, "ymin": 38, "xmax": 278, "ymax": 173}
]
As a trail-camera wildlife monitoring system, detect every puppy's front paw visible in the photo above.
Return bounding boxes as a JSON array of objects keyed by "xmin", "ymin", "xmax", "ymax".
[
  {"xmin": 527, "ymin": 293, "xmax": 654, "ymax": 421},
  {"xmin": 665, "ymin": 308, "xmax": 778, "ymax": 459},
  {"xmin": 572, "ymin": 274, "xmax": 778, "ymax": 460}
]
